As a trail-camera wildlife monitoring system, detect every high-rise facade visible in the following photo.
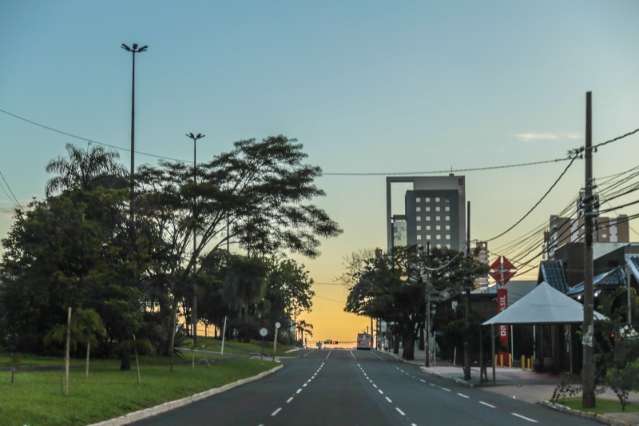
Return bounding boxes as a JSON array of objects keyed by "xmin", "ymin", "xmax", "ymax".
[{"xmin": 386, "ymin": 175, "xmax": 466, "ymax": 251}]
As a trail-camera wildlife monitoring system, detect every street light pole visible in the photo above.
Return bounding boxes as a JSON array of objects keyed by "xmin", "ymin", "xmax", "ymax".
[
  {"xmin": 120, "ymin": 43, "xmax": 147, "ymax": 224},
  {"xmin": 186, "ymin": 132, "xmax": 206, "ymax": 348}
]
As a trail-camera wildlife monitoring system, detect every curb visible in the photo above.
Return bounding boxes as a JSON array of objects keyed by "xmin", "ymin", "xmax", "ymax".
[
  {"xmin": 418, "ymin": 366, "xmax": 477, "ymax": 388},
  {"xmin": 87, "ymin": 364, "xmax": 283, "ymax": 426},
  {"xmin": 539, "ymin": 400, "xmax": 633, "ymax": 426}
]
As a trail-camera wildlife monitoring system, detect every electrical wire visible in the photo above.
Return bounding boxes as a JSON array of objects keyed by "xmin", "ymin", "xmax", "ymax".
[
  {"xmin": 0, "ymin": 168, "xmax": 22, "ymax": 208},
  {"xmin": 484, "ymin": 155, "xmax": 579, "ymax": 242}
]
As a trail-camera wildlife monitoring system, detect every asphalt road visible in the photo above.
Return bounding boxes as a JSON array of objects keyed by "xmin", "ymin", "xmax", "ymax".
[{"xmin": 133, "ymin": 349, "xmax": 599, "ymax": 426}]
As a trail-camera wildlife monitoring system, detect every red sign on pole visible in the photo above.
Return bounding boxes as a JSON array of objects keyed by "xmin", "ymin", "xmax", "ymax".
[
  {"xmin": 490, "ymin": 256, "xmax": 517, "ymax": 349},
  {"xmin": 497, "ymin": 287, "xmax": 509, "ymax": 347},
  {"xmin": 489, "ymin": 256, "xmax": 516, "ymax": 285}
]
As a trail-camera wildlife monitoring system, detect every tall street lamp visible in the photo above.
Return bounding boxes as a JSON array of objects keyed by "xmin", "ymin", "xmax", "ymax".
[
  {"xmin": 187, "ymin": 132, "xmax": 206, "ymax": 347},
  {"xmin": 121, "ymin": 42, "xmax": 148, "ymax": 219}
]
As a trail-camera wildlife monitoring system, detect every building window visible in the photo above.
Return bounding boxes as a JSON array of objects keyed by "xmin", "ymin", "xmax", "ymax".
[
  {"xmin": 417, "ymin": 225, "xmax": 422, "ymax": 231},
  {"xmin": 436, "ymin": 216, "xmax": 440, "ymax": 221},
  {"xmin": 426, "ymin": 235, "xmax": 431, "ymax": 240},
  {"xmin": 446, "ymin": 244, "xmax": 451, "ymax": 249},
  {"xmin": 426, "ymin": 206, "xmax": 431, "ymax": 212},
  {"xmin": 417, "ymin": 235, "xmax": 422, "ymax": 241},
  {"xmin": 446, "ymin": 225, "xmax": 450, "ymax": 230},
  {"xmin": 426, "ymin": 197, "xmax": 431, "ymax": 202},
  {"xmin": 436, "ymin": 225, "xmax": 441, "ymax": 231},
  {"xmin": 445, "ymin": 216, "xmax": 450, "ymax": 222},
  {"xmin": 426, "ymin": 225, "xmax": 431, "ymax": 231},
  {"xmin": 416, "ymin": 206, "xmax": 421, "ymax": 212},
  {"xmin": 417, "ymin": 216, "xmax": 421, "ymax": 221},
  {"xmin": 446, "ymin": 234, "xmax": 451, "ymax": 240},
  {"xmin": 445, "ymin": 206, "xmax": 450, "ymax": 212},
  {"xmin": 426, "ymin": 215, "xmax": 431, "ymax": 221},
  {"xmin": 437, "ymin": 244, "xmax": 442, "ymax": 249},
  {"xmin": 436, "ymin": 234, "xmax": 441, "ymax": 240},
  {"xmin": 435, "ymin": 197, "xmax": 440, "ymax": 202},
  {"xmin": 416, "ymin": 197, "xmax": 421, "ymax": 203},
  {"xmin": 435, "ymin": 206, "xmax": 440, "ymax": 212}
]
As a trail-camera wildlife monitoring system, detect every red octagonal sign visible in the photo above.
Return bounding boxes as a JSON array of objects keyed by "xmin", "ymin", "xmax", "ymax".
[{"xmin": 489, "ymin": 256, "xmax": 516, "ymax": 285}]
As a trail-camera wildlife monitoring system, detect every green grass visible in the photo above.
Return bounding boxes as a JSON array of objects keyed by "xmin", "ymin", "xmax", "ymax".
[
  {"xmin": 559, "ymin": 398, "xmax": 639, "ymax": 414},
  {"xmin": 0, "ymin": 356, "xmax": 276, "ymax": 426},
  {"xmin": 182, "ymin": 336, "xmax": 297, "ymax": 356}
]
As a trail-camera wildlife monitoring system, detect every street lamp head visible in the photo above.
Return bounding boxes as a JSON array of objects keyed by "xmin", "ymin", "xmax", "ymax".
[
  {"xmin": 121, "ymin": 43, "xmax": 148, "ymax": 53},
  {"xmin": 186, "ymin": 132, "xmax": 206, "ymax": 142}
]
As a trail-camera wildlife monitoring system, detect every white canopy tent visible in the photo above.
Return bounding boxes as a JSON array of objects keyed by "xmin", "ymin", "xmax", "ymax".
[
  {"xmin": 482, "ymin": 281, "xmax": 606, "ymax": 326},
  {"xmin": 480, "ymin": 281, "xmax": 606, "ymax": 383}
]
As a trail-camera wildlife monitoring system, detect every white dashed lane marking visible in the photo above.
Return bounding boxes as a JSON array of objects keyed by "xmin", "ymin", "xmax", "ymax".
[
  {"xmin": 479, "ymin": 401, "xmax": 496, "ymax": 408},
  {"xmin": 512, "ymin": 413, "xmax": 539, "ymax": 423},
  {"xmin": 441, "ymin": 386, "xmax": 451, "ymax": 392},
  {"xmin": 457, "ymin": 392, "xmax": 470, "ymax": 399},
  {"xmin": 395, "ymin": 407, "xmax": 406, "ymax": 416},
  {"xmin": 385, "ymin": 396, "xmax": 393, "ymax": 403},
  {"xmin": 271, "ymin": 407, "xmax": 282, "ymax": 417},
  {"xmin": 286, "ymin": 397, "xmax": 293, "ymax": 404}
]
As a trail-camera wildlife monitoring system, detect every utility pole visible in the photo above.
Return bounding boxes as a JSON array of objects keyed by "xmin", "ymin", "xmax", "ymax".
[
  {"xmin": 463, "ymin": 201, "xmax": 471, "ymax": 381},
  {"xmin": 627, "ymin": 264, "xmax": 633, "ymax": 326},
  {"xmin": 424, "ymin": 242, "xmax": 431, "ymax": 367},
  {"xmin": 186, "ymin": 132, "xmax": 206, "ymax": 347},
  {"xmin": 582, "ymin": 91, "xmax": 595, "ymax": 408}
]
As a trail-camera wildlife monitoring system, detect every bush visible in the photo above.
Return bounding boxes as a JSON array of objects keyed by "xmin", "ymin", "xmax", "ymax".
[{"xmin": 606, "ymin": 359, "xmax": 639, "ymax": 411}]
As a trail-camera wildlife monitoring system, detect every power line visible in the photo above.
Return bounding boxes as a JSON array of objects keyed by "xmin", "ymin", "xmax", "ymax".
[
  {"xmin": 0, "ymin": 168, "xmax": 22, "ymax": 208},
  {"xmin": 593, "ymin": 127, "xmax": 639, "ymax": 150},
  {"xmin": 484, "ymin": 155, "xmax": 579, "ymax": 242},
  {"xmin": 0, "ymin": 107, "xmax": 186, "ymax": 163},
  {"xmin": 323, "ymin": 157, "xmax": 571, "ymax": 176}
]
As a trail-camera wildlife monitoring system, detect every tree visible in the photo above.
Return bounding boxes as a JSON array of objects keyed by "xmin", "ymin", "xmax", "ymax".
[
  {"xmin": 135, "ymin": 136, "xmax": 341, "ymax": 355},
  {"xmin": 296, "ymin": 320, "xmax": 313, "ymax": 346},
  {"xmin": 344, "ymin": 246, "xmax": 488, "ymax": 360},
  {"xmin": 45, "ymin": 308, "xmax": 106, "ymax": 377}
]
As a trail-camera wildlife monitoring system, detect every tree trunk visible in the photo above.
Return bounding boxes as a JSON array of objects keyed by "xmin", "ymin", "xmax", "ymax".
[
  {"xmin": 418, "ymin": 325, "xmax": 425, "ymax": 351},
  {"xmin": 64, "ymin": 307, "xmax": 72, "ymax": 395},
  {"xmin": 169, "ymin": 300, "xmax": 179, "ymax": 372},
  {"xmin": 85, "ymin": 342, "xmax": 90, "ymax": 378},
  {"xmin": 402, "ymin": 332, "xmax": 415, "ymax": 360},
  {"xmin": 120, "ymin": 351, "xmax": 131, "ymax": 371},
  {"xmin": 392, "ymin": 334, "xmax": 400, "ymax": 354}
]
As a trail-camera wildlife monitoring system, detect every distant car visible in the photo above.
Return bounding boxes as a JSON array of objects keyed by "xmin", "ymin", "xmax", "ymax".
[{"xmin": 356, "ymin": 333, "xmax": 372, "ymax": 350}]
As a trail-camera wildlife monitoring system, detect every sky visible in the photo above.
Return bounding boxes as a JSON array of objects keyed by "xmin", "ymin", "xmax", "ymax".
[{"xmin": 1, "ymin": 1, "xmax": 639, "ymax": 343}]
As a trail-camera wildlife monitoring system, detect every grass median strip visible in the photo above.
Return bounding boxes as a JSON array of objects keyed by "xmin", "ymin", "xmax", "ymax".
[{"xmin": 0, "ymin": 356, "xmax": 276, "ymax": 426}]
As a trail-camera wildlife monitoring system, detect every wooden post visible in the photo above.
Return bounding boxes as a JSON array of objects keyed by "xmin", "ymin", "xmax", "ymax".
[
  {"xmin": 491, "ymin": 324, "xmax": 496, "ymax": 384},
  {"xmin": 132, "ymin": 333, "xmax": 141, "ymax": 384},
  {"xmin": 64, "ymin": 306, "xmax": 72, "ymax": 395},
  {"xmin": 85, "ymin": 342, "xmax": 90, "ymax": 378},
  {"xmin": 221, "ymin": 316, "xmax": 227, "ymax": 357}
]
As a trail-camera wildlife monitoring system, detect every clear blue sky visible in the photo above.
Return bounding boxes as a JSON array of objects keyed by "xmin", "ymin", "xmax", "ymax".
[{"xmin": 1, "ymin": 1, "xmax": 639, "ymax": 340}]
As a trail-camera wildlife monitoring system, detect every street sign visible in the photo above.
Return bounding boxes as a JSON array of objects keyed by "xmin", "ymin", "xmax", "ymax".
[
  {"xmin": 275, "ymin": 322, "xmax": 281, "ymax": 329},
  {"xmin": 259, "ymin": 327, "xmax": 268, "ymax": 337},
  {"xmin": 489, "ymin": 256, "xmax": 516, "ymax": 285}
]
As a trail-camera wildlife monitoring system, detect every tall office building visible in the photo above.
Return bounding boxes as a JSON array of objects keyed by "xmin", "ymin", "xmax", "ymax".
[
  {"xmin": 546, "ymin": 214, "xmax": 629, "ymax": 257},
  {"xmin": 386, "ymin": 175, "xmax": 466, "ymax": 251}
]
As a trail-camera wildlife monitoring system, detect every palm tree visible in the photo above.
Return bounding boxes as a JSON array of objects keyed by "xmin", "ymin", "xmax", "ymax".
[
  {"xmin": 45, "ymin": 144, "xmax": 125, "ymax": 196},
  {"xmin": 296, "ymin": 320, "xmax": 313, "ymax": 347}
]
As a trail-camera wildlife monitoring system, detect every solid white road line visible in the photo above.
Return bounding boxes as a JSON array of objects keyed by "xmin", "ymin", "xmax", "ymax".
[
  {"xmin": 395, "ymin": 407, "xmax": 406, "ymax": 416},
  {"xmin": 271, "ymin": 408, "xmax": 282, "ymax": 416},
  {"xmin": 479, "ymin": 401, "xmax": 496, "ymax": 408},
  {"xmin": 457, "ymin": 392, "xmax": 470, "ymax": 399},
  {"xmin": 511, "ymin": 413, "xmax": 539, "ymax": 423},
  {"xmin": 385, "ymin": 396, "xmax": 393, "ymax": 403},
  {"xmin": 286, "ymin": 397, "xmax": 294, "ymax": 404}
]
